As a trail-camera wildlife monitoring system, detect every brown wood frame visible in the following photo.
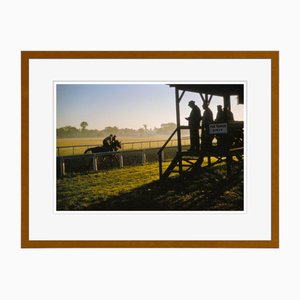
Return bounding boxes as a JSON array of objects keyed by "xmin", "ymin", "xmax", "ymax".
[{"xmin": 21, "ymin": 51, "xmax": 279, "ymax": 248}]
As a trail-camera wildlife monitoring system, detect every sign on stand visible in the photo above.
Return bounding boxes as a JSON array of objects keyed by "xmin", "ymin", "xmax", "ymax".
[{"xmin": 209, "ymin": 123, "xmax": 228, "ymax": 134}]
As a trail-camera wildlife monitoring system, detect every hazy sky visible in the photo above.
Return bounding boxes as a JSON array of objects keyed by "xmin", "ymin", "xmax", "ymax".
[{"xmin": 56, "ymin": 84, "xmax": 244, "ymax": 130}]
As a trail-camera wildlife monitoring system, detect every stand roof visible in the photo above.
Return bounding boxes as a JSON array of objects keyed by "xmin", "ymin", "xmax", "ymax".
[{"xmin": 169, "ymin": 84, "xmax": 244, "ymax": 104}]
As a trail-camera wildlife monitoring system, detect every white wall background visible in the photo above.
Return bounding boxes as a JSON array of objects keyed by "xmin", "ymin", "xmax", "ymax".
[{"xmin": 0, "ymin": 1, "xmax": 296, "ymax": 299}]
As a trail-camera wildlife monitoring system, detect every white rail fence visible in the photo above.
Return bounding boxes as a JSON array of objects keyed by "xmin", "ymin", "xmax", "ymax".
[{"xmin": 57, "ymin": 146, "xmax": 183, "ymax": 177}]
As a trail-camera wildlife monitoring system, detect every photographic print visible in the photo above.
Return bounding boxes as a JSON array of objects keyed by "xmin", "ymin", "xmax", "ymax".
[
  {"xmin": 56, "ymin": 83, "xmax": 244, "ymax": 211},
  {"xmin": 21, "ymin": 51, "xmax": 278, "ymax": 248}
]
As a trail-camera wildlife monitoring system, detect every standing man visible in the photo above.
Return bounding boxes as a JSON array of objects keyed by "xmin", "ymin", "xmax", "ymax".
[
  {"xmin": 224, "ymin": 107, "xmax": 234, "ymax": 122},
  {"xmin": 215, "ymin": 105, "xmax": 224, "ymax": 122},
  {"xmin": 201, "ymin": 102, "xmax": 214, "ymax": 151},
  {"xmin": 185, "ymin": 100, "xmax": 201, "ymax": 152}
]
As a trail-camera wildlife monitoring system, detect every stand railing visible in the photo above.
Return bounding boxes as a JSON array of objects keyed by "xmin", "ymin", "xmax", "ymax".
[{"xmin": 157, "ymin": 128, "xmax": 178, "ymax": 178}]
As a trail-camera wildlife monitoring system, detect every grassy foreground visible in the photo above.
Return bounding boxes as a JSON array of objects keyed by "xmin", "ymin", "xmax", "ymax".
[
  {"xmin": 57, "ymin": 162, "xmax": 163, "ymax": 210},
  {"xmin": 57, "ymin": 161, "xmax": 243, "ymax": 211}
]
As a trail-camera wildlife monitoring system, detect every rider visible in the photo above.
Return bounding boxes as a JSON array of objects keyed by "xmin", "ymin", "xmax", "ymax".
[{"xmin": 103, "ymin": 134, "xmax": 113, "ymax": 149}]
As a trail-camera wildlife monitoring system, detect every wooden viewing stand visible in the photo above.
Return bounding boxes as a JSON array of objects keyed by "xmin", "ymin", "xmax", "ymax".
[{"xmin": 158, "ymin": 84, "xmax": 244, "ymax": 179}]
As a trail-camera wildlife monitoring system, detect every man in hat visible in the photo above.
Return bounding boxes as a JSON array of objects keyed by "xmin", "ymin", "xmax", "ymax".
[
  {"xmin": 215, "ymin": 105, "xmax": 224, "ymax": 122},
  {"xmin": 201, "ymin": 102, "xmax": 214, "ymax": 151},
  {"xmin": 225, "ymin": 108, "xmax": 234, "ymax": 122},
  {"xmin": 185, "ymin": 100, "xmax": 201, "ymax": 152}
]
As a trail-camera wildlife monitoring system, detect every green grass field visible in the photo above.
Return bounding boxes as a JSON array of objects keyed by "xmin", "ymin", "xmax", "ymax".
[
  {"xmin": 57, "ymin": 162, "xmax": 167, "ymax": 210},
  {"xmin": 57, "ymin": 159, "xmax": 243, "ymax": 211}
]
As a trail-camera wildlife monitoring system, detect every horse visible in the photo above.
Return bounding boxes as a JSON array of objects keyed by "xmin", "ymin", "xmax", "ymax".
[
  {"xmin": 84, "ymin": 139, "xmax": 122, "ymax": 168},
  {"xmin": 84, "ymin": 139, "xmax": 122, "ymax": 154}
]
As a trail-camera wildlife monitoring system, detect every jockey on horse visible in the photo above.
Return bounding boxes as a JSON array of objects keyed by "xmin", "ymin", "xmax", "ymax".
[
  {"xmin": 84, "ymin": 134, "xmax": 121, "ymax": 154},
  {"xmin": 102, "ymin": 134, "xmax": 113, "ymax": 151}
]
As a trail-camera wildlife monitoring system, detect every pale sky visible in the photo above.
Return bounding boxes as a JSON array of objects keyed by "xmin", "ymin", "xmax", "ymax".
[{"xmin": 56, "ymin": 84, "xmax": 244, "ymax": 130}]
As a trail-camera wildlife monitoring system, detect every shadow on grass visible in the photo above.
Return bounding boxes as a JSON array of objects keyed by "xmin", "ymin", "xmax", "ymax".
[{"xmin": 74, "ymin": 163, "xmax": 244, "ymax": 211}]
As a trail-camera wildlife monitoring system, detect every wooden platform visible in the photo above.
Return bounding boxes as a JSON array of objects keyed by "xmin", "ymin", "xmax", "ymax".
[{"xmin": 160, "ymin": 147, "xmax": 243, "ymax": 180}]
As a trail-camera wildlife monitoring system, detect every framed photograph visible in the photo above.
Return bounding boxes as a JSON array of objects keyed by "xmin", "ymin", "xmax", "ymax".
[{"xmin": 21, "ymin": 51, "xmax": 279, "ymax": 248}]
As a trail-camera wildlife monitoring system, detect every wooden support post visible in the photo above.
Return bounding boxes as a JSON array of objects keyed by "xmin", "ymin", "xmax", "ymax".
[
  {"xmin": 161, "ymin": 150, "xmax": 165, "ymax": 162},
  {"xmin": 178, "ymin": 90, "xmax": 185, "ymax": 102},
  {"xmin": 92, "ymin": 154, "xmax": 98, "ymax": 171},
  {"xmin": 159, "ymin": 152, "xmax": 163, "ymax": 179},
  {"xmin": 223, "ymin": 94, "xmax": 231, "ymax": 119},
  {"xmin": 119, "ymin": 154, "xmax": 123, "ymax": 168},
  {"xmin": 175, "ymin": 88, "xmax": 183, "ymax": 174},
  {"xmin": 227, "ymin": 154, "xmax": 232, "ymax": 177},
  {"xmin": 223, "ymin": 94, "xmax": 232, "ymax": 176},
  {"xmin": 200, "ymin": 93, "xmax": 206, "ymax": 103}
]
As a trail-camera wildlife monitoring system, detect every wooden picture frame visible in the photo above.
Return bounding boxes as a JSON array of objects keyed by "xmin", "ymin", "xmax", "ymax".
[{"xmin": 21, "ymin": 51, "xmax": 279, "ymax": 248}]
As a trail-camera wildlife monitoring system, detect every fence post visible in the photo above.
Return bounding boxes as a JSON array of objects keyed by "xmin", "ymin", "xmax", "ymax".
[
  {"xmin": 92, "ymin": 154, "xmax": 98, "ymax": 171},
  {"xmin": 59, "ymin": 157, "xmax": 65, "ymax": 177},
  {"xmin": 161, "ymin": 150, "xmax": 165, "ymax": 162},
  {"xmin": 119, "ymin": 154, "xmax": 124, "ymax": 168},
  {"xmin": 142, "ymin": 150, "xmax": 146, "ymax": 165}
]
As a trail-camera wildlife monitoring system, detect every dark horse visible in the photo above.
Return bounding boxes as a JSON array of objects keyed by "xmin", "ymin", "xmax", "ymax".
[
  {"xmin": 84, "ymin": 139, "xmax": 122, "ymax": 154},
  {"xmin": 84, "ymin": 139, "xmax": 122, "ymax": 168}
]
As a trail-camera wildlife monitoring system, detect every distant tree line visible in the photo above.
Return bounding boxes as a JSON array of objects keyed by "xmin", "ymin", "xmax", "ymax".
[{"xmin": 57, "ymin": 122, "xmax": 177, "ymax": 138}]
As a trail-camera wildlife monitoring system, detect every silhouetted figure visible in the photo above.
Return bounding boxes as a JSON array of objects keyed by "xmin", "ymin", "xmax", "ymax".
[
  {"xmin": 185, "ymin": 100, "xmax": 201, "ymax": 152},
  {"xmin": 218, "ymin": 107, "xmax": 235, "ymax": 149},
  {"xmin": 215, "ymin": 105, "xmax": 224, "ymax": 122},
  {"xmin": 103, "ymin": 134, "xmax": 113, "ymax": 150},
  {"xmin": 201, "ymin": 102, "xmax": 214, "ymax": 151},
  {"xmin": 223, "ymin": 107, "xmax": 234, "ymax": 122}
]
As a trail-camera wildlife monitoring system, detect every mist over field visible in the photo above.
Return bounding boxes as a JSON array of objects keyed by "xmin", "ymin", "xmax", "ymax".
[{"xmin": 57, "ymin": 122, "xmax": 179, "ymax": 138}]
